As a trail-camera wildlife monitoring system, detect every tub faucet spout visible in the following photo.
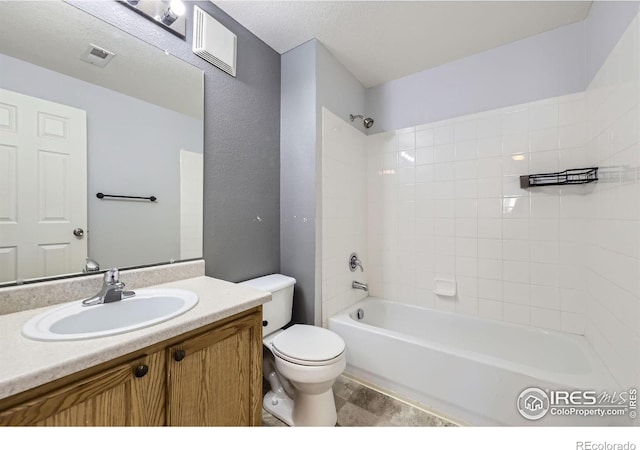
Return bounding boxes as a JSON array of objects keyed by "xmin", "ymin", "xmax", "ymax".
[{"xmin": 352, "ymin": 281, "xmax": 368, "ymax": 292}]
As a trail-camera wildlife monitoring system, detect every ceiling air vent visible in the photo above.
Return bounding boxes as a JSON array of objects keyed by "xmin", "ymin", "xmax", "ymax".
[
  {"xmin": 80, "ymin": 44, "xmax": 115, "ymax": 68},
  {"xmin": 193, "ymin": 6, "xmax": 236, "ymax": 77}
]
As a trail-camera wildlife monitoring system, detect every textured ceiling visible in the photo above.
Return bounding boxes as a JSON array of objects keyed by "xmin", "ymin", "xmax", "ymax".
[{"xmin": 213, "ymin": 1, "xmax": 592, "ymax": 88}]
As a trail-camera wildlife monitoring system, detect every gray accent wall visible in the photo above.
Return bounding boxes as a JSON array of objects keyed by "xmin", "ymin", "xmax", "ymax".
[
  {"xmin": 281, "ymin": 40, "xmax": 365, "ymax": 325},
  {"xmin": 72, "ymin": 1, "xmax": 281, "ymax": 282},
  {"xmin": 281, "ymin": 41, "xmax": 317, "ymax": 325}
]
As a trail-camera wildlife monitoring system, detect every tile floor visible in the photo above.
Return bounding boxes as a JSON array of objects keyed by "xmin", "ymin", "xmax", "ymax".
[{"xmin": 262, "ymin": 375, "xmax": 457, "ymax": 427}]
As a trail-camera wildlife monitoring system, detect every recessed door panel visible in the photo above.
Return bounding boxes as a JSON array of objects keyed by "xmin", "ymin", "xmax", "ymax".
[
  {"xmin": 0, "ymin": 102, "xmax": 17, "ymax": 132},
  {"xmin": 38, "ymin": 150, "xmax": 69, "ymax": 222},
  {"xmin": 0, "ymin": 144, "xmax": 17, "ymax": 222},
  {"xmin": 0, "ymin": 247, "xmax": 17, "ymax": 283},
  {"xmin": 38, "ymin": 112, "xmax": 69, "ymax": 140},
  {"xmin": 38, "ymin": 243, "xmax": 71, "ymax": 277}
]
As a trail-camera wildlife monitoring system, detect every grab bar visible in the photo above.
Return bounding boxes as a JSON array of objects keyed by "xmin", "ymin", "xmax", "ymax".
[{"xmin": 96, "ymin": 192, "xmax": 157, "ymax": 202}]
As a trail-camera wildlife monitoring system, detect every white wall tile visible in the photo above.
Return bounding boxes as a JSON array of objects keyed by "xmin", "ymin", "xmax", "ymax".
[
  {"xmin": 478, "ymin": 218, "xmax": 502, "ymax": 239},
  {"xmin": 503, "ymin": 239, "xmax": 530, "ymax": 261},
  {"xmin": 434, "ymin": 162, "xmax": 455, "ymax": 181},
  {"xmin": 398, "ymin": 131, "xmax": 416, "ymax": 150},
  {"xmin": 502, "ymin": 132, "xmax": 529, "ymax": 156},
  {"xmin": 478, "ymin": 198, "xmax": 502, "ymax": 218},
  {"xmin": 479, "ymin": 298, "xmax": 503, "ymax": 320},
  {"xmin": 479, "ymin": 278, "xmax": 502, "ymax": 301},
  {"xmin": 434, "ymin": 144, "xmax": 455, "ymax": 163},
  {"xmin": 530, "ymin": 307, "xmax": 562, "ymax": 331},
  {"xmin": 501, "ymin": 107, "xmax": 528, "ymax": 134},
  {"xmin": 503, "ymin": 281, "xmax": 530, "ymax": 305},
  {"xmin": 455, "ymin": 140, "xmax": 478, "ymax": 160},
  {"xmin": 502, "ymin": 153, "xmax": 529, "ymax": 176},
  {"xmin": 435, "ymin": 124, "xmax": 455, "ymax": 145},
  {"xmin": 559, "ymin": 123, "xmax": 587, "ymax": 149},
  {"xmin": 478, "ymin": 136, "xmax": 502, "ymax": 158},
  {"xmin": 562, "ymin": 311, "xmax": 586, "ymax": 334},
  {"xmin": 456, "ymin": 295, "xmax": 479, "ymax": 316},
  {"xmin": 416, "ymin": 129, "xmax": 435, "ymax": 148},
  {"xmin": 455, "ymin": 160, "xmax": 478, "ymax": 180},
  {"xmin": 477, "ymin": 158, "xmax": 502, "ymax": 178},
  {"xmin": 529, "ymin": 103, "xmax": 558, "ymax": 130},
  {"xmin": 503, "ymin": 260, "xmax": 529, "ymax": 283},
  {"xmin": 455, "ymin": 179, "xmax": 478, "ymax": 198},
  {"xmin": 478, "ymin": 238, "xmax": 503, "ymax": 260},
  {"xmin": 531, "ymin": 284, "xmax": 561, "ymax": 310},
  {"xmin": 529, "ymin": 128, "xmax": 560, "ymax": 152},
  {"xmin": 504, "ymin": 303, "xmax": 531, "ymax": 325},
  {"xmin": 479, "ymin": 258, "xmax": 502, "ymax": 280},
  {"xmin": 477, "ymin": 114, "xmax": 501, "ymax": 139},
  {"xmin": 503, "ymin": 196, "xmax": 530, "ymax": 219},
  {"xmin": 455, "ymin": 119, "xmax": 477, "ymax": 142},
  {"xmin": 529, "ymin": 150, "xmax": 559, "ymax": 173}
]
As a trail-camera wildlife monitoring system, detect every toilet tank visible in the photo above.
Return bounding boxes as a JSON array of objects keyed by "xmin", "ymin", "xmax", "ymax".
[{"xmin": 239, "ymin": 274, "xmax": 296, "ymax": 336}]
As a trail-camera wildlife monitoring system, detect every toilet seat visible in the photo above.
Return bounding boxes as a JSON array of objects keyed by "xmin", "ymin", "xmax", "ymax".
[{"xmin": 271, "ymin": 324, "xmax": 345, "ymax": 367}]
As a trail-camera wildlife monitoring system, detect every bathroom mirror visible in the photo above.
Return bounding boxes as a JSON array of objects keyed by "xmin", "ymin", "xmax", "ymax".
[{"xmin": 0, "ymin": 1, "xmax": 204, "ymax": 286}]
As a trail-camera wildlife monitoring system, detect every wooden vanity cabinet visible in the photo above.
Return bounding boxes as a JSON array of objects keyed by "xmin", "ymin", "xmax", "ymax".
[
  {"xmin": 0, "ymin": 352, "xmax": 165, "ymax": 426},
  {"xmin": 0, "ymin": 307, "xmax": 262, "ymax": 426},
  {"xmin": 166, "ymin": 311, "xmax": 263, "ymax": 426}
]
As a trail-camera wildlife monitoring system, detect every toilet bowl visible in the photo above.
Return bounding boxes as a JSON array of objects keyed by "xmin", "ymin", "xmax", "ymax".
[{"xmin": 240, "ymin": 274, "xmax": 346, "ymax": 426}]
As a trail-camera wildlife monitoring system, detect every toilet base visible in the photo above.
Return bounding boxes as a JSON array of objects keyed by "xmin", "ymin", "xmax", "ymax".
[
  {"xmin": 263, "ymin": 390, "xmax": 294, "ymax": 426},
  {"xmin": 264, "ymin": 388, "xmax": 338, "ymax": 427}
]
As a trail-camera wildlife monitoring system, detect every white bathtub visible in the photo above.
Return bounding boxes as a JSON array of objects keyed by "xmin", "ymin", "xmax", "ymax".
[{"xmin": 329, "ymin": 297, "xmax": 623, "ymax": 426}]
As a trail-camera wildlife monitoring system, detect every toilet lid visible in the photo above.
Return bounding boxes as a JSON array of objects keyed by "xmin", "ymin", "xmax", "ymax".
[{"xmin": 271, "ymin": 325, "xmax": 345, "ymax": 364}]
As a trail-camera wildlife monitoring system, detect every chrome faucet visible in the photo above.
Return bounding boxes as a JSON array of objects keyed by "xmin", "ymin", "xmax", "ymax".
[
  {"xmin": 352, "ymin": 281, "xmax": 368, "ymax": 292},
  {"xmin": 82, "ymin": 268, "xmax": 135, "ymax": 307}
]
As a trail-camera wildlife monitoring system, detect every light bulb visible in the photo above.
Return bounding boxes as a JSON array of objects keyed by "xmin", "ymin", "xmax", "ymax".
[
  {"xmin": 169, "ymin": 0, "xmax": 186, "ymax": 17},
  {"xmin": 161, "ymin": 0, "xmax": 186, "ymax": 25}
]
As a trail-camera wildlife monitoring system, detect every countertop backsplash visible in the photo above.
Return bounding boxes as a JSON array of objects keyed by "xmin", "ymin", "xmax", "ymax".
[{"xmin": 0, "ymin": 260, "xmax": 205, "ymax": 316}]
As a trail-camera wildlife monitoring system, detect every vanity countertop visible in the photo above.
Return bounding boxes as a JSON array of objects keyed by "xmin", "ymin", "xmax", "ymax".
[{"xmin": 0, "ymin": 276, "xmax": 270, "ymax": 401}]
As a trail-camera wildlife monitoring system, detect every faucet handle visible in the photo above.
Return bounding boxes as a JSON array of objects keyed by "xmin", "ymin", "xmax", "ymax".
[
  {"xmin": 103, "ymin": 268, "xmax": 120, "ymax": 284},
  {"xmin": 349, "ymin": 252, "xmax": 364, "ymax": 272}
]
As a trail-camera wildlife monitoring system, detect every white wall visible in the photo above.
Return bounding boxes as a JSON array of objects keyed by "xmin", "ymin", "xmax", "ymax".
[
  {"xmin": 584, "ymin": 13, "xmax": 640, "ymax": 389},
  {"xmin": 321, "ymin": 109, "xmax": 368, "ymax": 325},
  {"xmin": 366, "ymin": 92, "xmax": 588, "ymax": 334},
  {"xmin": 366, "ymin": 21, "xmax": 587, "ymax": 133},
  {"xmin": 365, "ymin": 1, "xmax": 640, "ymax": 135},
  {"xmin": 179, "ymin": 150, "xmax": 204, "ymax": 260}
]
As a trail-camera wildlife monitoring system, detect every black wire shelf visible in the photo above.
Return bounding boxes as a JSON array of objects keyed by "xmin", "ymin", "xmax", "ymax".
[{"xmin": 520, "ymin": 167, "xmax": 598, "ymax": 189}]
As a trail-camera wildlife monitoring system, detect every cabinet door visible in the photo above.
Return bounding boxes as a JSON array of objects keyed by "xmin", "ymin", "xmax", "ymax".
[
  {"xmin": 166, "ymin": 311, "xmax": 262, "ymax": 426},
  {"xmin": 0, "ymin": 352, "xmax": 165, "ymax": 426}
]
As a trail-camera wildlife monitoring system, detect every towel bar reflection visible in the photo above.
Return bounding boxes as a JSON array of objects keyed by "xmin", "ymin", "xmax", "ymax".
[{"xmin": 96, "ymin": 192, "xmax": 157, "ymax": 202}]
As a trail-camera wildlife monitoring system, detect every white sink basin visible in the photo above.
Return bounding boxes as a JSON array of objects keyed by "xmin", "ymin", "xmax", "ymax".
[{"xmin": 22, "ymin": 288, "xmax": 198, "ymax": 341}]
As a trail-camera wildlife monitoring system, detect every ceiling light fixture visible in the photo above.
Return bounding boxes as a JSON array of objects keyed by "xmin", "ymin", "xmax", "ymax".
[
  {"xmin": 119, "ymin": 0, "xmax": 187, "ymax": 39},
  {"xmin": 161, "ymin": 0, "xmax": 186, "ymax": 26}
]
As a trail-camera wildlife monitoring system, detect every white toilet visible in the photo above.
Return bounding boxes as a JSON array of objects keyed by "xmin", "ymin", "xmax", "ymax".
[{"xmin": 240, "ymin": 274, "xmax": 346, "ymax": 426}]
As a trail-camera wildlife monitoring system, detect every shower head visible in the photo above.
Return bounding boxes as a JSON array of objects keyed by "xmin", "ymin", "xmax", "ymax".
[{"xmin": 349, "ymin": 114, "xmax": 375, "ymax": 129}]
